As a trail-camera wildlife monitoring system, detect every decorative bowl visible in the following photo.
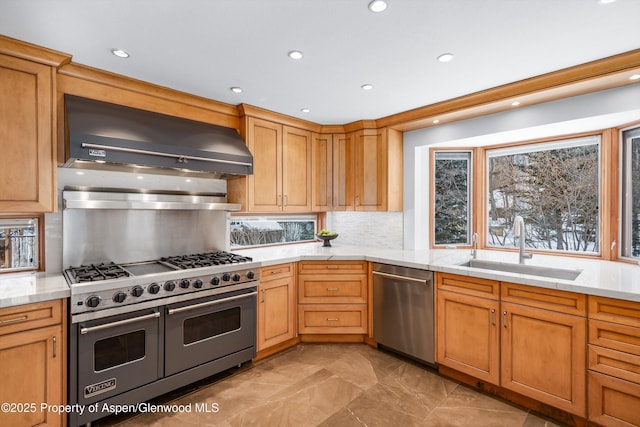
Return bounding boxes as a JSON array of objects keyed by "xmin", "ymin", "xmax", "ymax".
[{"xmin": 316, "ymin": 233, "xmax": 338, "ymax": 247}]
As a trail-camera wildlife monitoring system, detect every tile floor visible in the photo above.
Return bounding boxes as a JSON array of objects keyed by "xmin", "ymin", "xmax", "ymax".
[{"xmin": 95, "ymin": 343, "xmax": 564, "ymax": 427}]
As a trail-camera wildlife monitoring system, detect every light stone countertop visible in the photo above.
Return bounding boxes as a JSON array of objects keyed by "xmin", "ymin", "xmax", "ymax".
[
  {"xmin": 0, "ymin": 271, "xmax": 70, "ymax": 309},
  {"xmin": 237, "ymin": 242, "xmax": 640, "ymax": 302},
  {"xmin": 3, "ymin": 241, "xmax": 640, "ymax": 309}
]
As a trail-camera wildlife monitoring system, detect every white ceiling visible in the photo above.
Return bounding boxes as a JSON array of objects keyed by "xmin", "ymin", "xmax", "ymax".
[{"xmin": 1, "ymin": 0, "xmax": 639, "ymax": 125}]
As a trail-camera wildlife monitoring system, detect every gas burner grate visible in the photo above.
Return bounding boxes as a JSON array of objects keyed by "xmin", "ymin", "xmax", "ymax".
[
  {"xmin": 160, "ymin": 251, "xmax": 253, "ymax": 269},
  {"xmin": 68, "ymin": 262, "xmax": 130, "ymax": 283}
]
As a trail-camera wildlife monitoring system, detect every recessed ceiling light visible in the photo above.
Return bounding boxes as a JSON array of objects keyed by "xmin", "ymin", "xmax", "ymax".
[
  {"xmin": 511, "ymin": 101, "xmax": 521, "ymax": 106},
  {"xmin": 300, "ymin": 108, "xmax": 310, "ymax": 113},
  {"xmin": 361, "ymin": 84, "xmax": 374, "ymax": 90},
  {"xmin": 111, "ymin": 48, "xmax": 130, "ymax": 58},
  {"xmin": 75, "ymin": 171, "xmax": 85, "ymax": 175},
  {"xmin": 437, "ymin": 53, "xmax": 454, "ymax": 63},
  {"xmin": 137, "ymin": 176, "xmax": 144, "ymax": 180},
  {"xmin": 597, "ymin": 0, "xmax": 616, "ymax": 4},
  {"xmin": 432, "ymin": 119, "xmax": 440, "ymax": 124},
  {"xmin": 288, "ymin": 50, "xmax": 303, "ymax": 60},
  {"xmin": 230, "ymin": 87, "xmax": 243, "ymax": 93},
  {"xmin": 630, "ymin": 74, "xmax": 640, "ymax": 80},
  {"xmin": 368, "ymin": 0, "xmax": 388, "ymax": 13}
]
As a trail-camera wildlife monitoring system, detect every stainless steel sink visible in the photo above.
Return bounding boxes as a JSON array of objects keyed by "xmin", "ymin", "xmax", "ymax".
[{"xmin": 458, "ymin": 259, "xmax": 582, "ymax": 281}]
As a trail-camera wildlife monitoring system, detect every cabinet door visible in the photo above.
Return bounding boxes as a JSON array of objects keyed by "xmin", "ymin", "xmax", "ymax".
[
  {"xmin": 354, "ymin": 128, "xmax": 387, "ymax": 211},
  {"xmin": 282, "ymin": 126, "xmax": 312, "ymax": 212},
  {"xmin": 257, "ymin": 276, "xmax": 296, "ymax": 351},
  {"xmin": 0, "ymin": 54, "xmax": 55, "ymax": 212},
  {"xmin": 436, "ymin": 290, "xmax": 500, "ymax": 385},
  {"xmin": 247, "ymin": 117, "xmax": 282, "ymax": 212},
  {"xmin": 332, "ymin": 133, "xmax": 354, "ymax": 211},
  {"xmin": 501, "ymin": 302, "xmax": 586, "ymax": 416},
  {"xmin": 0, "ymin": 325, "xmax": 63, "ymax": 427},
  {"xmin": 311, "ymin": 133, "xmax": 333, "ymax": 212}
]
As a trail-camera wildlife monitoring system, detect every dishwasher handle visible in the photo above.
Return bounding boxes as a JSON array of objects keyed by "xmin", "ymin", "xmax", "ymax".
[{"xmin": 372, "ymin": 270, "xmax": 432, "ymax": 286}]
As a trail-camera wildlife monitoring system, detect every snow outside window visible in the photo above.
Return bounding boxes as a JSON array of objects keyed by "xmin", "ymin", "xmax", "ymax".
[{"xmin": 230, "ymin": 216, "xmax": 317, "ymax": 248}]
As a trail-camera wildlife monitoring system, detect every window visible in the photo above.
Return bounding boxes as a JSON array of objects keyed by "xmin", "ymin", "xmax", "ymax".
[
  {"xmin": 0, "ymin": 218, "xmax": 39, "ymax": 272},
  {"xmin": 621, "ymin": 126, "xmax": 640, "ymax": 258},
  {"xmin": 230, "ymin": 216, "xmax": 316, "ymax": 248},
  {"xmin": 433, "ymin": 151, "xmax": 472, "ymax": 246},
  {"xmin": 486, "ymin": 136, "xmax": 600, "ymax": 253}
]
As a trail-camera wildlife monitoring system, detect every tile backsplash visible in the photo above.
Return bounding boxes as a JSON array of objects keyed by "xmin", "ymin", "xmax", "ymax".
[{"xmin": 326, "ymin": 211, "xmax": 403, "ymax": 249}]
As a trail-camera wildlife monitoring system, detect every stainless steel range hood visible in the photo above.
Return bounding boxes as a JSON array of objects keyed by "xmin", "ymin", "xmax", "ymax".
[{"xmin": 63, "ymin": 95, "xmax": 253, "ymax": 178}]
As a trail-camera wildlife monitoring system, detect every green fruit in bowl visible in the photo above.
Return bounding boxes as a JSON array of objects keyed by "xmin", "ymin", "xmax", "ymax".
[{"xmin": 318, "ymin": 229, "xmax": 337, "ymax": 236}]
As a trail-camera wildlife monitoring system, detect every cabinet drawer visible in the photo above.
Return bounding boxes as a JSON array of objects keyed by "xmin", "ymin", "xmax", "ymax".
[
  {"xmin": 589, "ymin": 345, "xmax": 640, "ymax": 385},
  {"xmin": 298, "ymin": 304, "xmax": 367, "ymax": 334},
  {"xmin": 589, "ymin": 296, "xmax": 640, "ymax": 328},
  {"xmin": 298, "ymin": 260, "xmax": 366, "ymax": 275},
  {"xmin": 298, "ymin": 275, "xmax": 366, "ymax": 304},
  {"xmin": 261, "ymin": 263, "xmax": 295, "ymax": 281},
  {"xmin": 0, "ymin": 300, "xmax": 62, "ymax": 336},
  {"xmin": 436, "ymin": 272, "xmax": 499, "ymax": 300},
  {"xmin": 588, "ymin": 371, "xmax": 640, "ymax": 427},
  {"xmin": 501, "ymin": 282, "xmax": 586, "ymax": 316},
  {"xmin": 589, "ymin": 319, "xmax": 640, "ymax": 356}
]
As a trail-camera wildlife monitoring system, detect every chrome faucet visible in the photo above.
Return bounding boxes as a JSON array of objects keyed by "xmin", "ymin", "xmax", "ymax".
[
  {"xmin": 471, "ymin": 232, "xmax": 478, "ymax": 259},
  {"xmin": 512, "ymin": 215, "xmax": 533, "ymax": 264}
]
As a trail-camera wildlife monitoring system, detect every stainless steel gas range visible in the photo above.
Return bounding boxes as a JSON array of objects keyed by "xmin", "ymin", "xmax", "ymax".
[{"xmin": 67, "ymin": 250, "xmax": 259, "ymax": 427}]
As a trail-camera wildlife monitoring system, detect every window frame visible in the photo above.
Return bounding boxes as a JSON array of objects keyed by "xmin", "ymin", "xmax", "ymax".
[
  {"xmin": 484, "ymin": 135, "xmax": 602, "ymax": 255},
  {"xmin": 430, "ymin": 149, "xmax": 475, "ymax": 248},
  {"xmin": 229, "ymin": 214, "xmax": 319, "ymax": 249},
  {"xmin": 619, "ymin": 124, "xmax": 640, "ymax": 261},
  {"xmin": 0, "ymin": 214, "xmax": 43, "ymax": 273},
  {"xmin": 430, "ymin": 130, "xmax": 619, "ymax": 260}
]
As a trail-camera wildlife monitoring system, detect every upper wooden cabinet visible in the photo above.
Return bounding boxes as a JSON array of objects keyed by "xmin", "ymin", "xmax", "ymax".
[
  {"xmin": 229, "ymin": 117, "xmax": 312, "ymax": 212},
  {"xmin": 0, "ymin": 53, "xmax": 57, "ymax": 212},
  {"xmin": 310, "ymin": 128, "xmax": 402, "ymax": 212}
]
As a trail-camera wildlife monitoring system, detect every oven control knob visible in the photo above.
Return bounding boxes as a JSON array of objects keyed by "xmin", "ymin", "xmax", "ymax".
[
  {"xmin": 148, "ymin": 283, "xmax": 160, "ymax": 294},
  {"xmin": 246, "ymin": 271, "xmax": 255, "ymax": 280},
  {"xmin": 131, "ymin": 286, "xmax": 144, "ymax": 297},
  {"xmin": 164, "ymin": 281, "xmax": 176, "ymax": 291},
  {"xmin": 231, "ymin": 273, "xmax": 241, "ymax": 282},
  {"xmin": 113, "ymin": 292, "xmax": 127, "ymax": 303},
  {"xmin": 86, "ymin": 296, "xmax": 101, "ymax": 308},
  {"xmin": 179, "ymin": 279, "xmax": 190, "ymax": 289},
  {"xmin": 222, "ymin": 272, "xmax": 231, "ymax": 282},
  {"xmin": 193, "ymin": 279, "xmax": 203, "ymax": 288},
  {"xmin": 210, "ymin": 276, "xmax": 220, "ymax": 286}
]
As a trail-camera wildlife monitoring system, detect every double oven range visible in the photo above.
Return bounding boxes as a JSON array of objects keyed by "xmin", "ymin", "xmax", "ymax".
[{"xmin": 67, "ymin": 251, "xmax": 259, "ymax": 427}]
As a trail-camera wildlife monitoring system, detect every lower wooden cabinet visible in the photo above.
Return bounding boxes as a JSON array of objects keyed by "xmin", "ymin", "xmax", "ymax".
[
  {"xmin": 587, "ymin": 295, "xmax": 640, "ymax": 427},
  {"xmin": 501, "ymin": 301, "xmax": 586, "ymax": 415},
  {"xmin": 0, "ymin": 300, "xmax": 65, "ymax": 427},
  {"xmin": 298, "ymin": 304, "xmax": 367, "ymax": 334},
  {"xmin": 298, "ymin": 261, "xmax": 368, "ymax": 335},
  {"xmin": 436, "ymin": 273, "xmax": 587, "ymax": 418},
  {"xmin": 437, "ymin": 289, "xmax": 500, "ymax": 385},
  {"xmin": 257, "ymin": 263, "xmax": 296, "ymax": 352}
]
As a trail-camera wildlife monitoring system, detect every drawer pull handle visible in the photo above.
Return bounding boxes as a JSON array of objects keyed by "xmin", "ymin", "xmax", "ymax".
[
  {"xmin": 0, "ymin": 315, "xmax": 28, "ymax": 326},
  {"xmin": 326, "ymin": 288, "xmax": 340, "ymax": 291},
  {"xmin": 326, "ymin": 317, "xmax": 340, "ymax": 321},
  {"xmin": 270, "ymin": 269, "xmax": 284, "ymax": 275},
  {"xmin": 327, "ymin": 265, "xmax": 339, "ymax": 269}
]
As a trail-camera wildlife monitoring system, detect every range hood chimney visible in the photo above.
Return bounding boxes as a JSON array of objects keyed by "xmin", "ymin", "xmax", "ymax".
[{"xmin": 64, "ymin": 95, "xmax": 253, "ymax": 178}]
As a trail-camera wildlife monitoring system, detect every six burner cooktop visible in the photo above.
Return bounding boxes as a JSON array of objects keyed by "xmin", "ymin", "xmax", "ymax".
[{"xmin": 66, "ymin": 251, "xmax": 252, "ymax": 283}]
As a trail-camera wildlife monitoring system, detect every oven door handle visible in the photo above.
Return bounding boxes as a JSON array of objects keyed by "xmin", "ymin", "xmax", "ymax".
[
  {"xmin": 167, "ymin": 291, "xmax": 257, "ymax": 315},
  {"xmin": 80, "ymin": 311, "xmax": 160, "ymax": 335}
]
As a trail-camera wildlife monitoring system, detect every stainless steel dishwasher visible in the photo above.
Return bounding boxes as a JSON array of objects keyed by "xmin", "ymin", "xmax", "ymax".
[{"xmin": 372, "ymin": 263, "xmax": 435, "ymax": 366}]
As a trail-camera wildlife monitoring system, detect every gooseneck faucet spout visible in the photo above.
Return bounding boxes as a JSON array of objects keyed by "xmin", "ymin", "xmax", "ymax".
[
  {"xmin": 512, "ymin": 215, "xmax": 533, "ymax": 264},
  {"xmin": 471, "ymin": 232, "xmax": 478, "ymax": 259}
]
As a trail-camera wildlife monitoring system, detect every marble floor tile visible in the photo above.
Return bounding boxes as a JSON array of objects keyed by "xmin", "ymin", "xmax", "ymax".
[{"xmin": 94, "ymin": 343, "xmax": 569, "ymax": 427}]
